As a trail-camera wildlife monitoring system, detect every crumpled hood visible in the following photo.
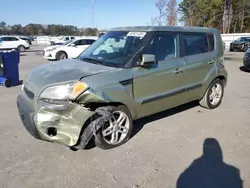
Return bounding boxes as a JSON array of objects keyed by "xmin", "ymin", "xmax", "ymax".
[{"xmin": 24, "ymin": 59, "xmax": 117, "ymax": 95}]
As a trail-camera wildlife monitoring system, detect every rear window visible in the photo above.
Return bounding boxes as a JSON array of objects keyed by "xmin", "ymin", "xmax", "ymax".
[{"xmin": 180, "ymin": 33, "xmax": 209, "ymax": 57}]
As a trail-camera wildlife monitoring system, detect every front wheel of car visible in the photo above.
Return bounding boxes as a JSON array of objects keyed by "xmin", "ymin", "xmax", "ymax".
[
  {"xmin": 94, "ymin": 105, "xmax": 133, "ymax": 150},
  {"xmin": 243, "ymin": 45, "xmax": 248, "ymax": 52},
  {"xmin": 199, "ymin": 79, "xmax": 224, "ymax": 109},
  {"xmin": 56, "ymin": 51, "xmax": 67, "ymax": 60}
]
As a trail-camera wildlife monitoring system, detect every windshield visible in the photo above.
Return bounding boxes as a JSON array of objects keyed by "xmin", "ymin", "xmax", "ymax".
[
  {"xmin": 78, "ymin": 31, "xmax": 150, "ymax": 68},
  {"xmin": 236, "ymin": 37, "xmax": 250, "ymax": 42},
  {"xmin": 63, "ymin": 39, "xmax": 73, "ymax": 45}
]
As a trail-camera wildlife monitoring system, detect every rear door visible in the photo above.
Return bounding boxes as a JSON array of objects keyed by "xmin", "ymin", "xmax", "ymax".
[
  {"xmin": 180, "ymin": 32, "xmax": 215, "ymax": 101},
  {"xmin": 9, "ymin": 37, "xmax": 21, "ymax": 48}
]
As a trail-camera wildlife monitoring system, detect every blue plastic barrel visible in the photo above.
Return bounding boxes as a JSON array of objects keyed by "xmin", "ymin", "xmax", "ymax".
[{"xmin": 0, "ymin": 50, "xmax": 20, "ymax": 87}]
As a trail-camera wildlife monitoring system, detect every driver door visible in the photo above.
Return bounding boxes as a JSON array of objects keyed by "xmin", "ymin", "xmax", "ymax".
[
  {"xmin": 132, "ymin": 31, "xmax": 186, "ymax": 118},
  {"xmin": 68, "ymin": 39, "xmax": 88, "ymax": 58}
]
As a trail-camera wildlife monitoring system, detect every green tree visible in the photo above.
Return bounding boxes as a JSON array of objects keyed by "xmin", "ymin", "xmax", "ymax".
[{"xmin": 178, "ymin": 0, "xmax": 250, "ymax": 33}]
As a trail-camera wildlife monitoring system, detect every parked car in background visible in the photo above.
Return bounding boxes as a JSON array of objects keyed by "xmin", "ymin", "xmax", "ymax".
[
  {"xmin": 19, "ymin": 36, "xmax": 32, "ymax": 45},
  {"xmin": 0, "ymin": 36, "xmax": 30, "ymax": 52},
  {"xmin": 50, "ymin": 36, "xmax": 76, "ymax": 46},
  {"xmin": 243, "ymin": 47, "xmax": 250, "ymax": 70},
  {"xmin": 229, "ymin": 37, "xmax": 250, "ymax": 52},
  {"xmin": 98, "ymin": 32, "xmax": 106, "ymax": 38},
  {"xmin": 43, "ymin": 37, "xmax": 97, "ymax": 60},
  {"xmin": 17, "ymin": 26, "xmax": 227, "ymax": 150}
]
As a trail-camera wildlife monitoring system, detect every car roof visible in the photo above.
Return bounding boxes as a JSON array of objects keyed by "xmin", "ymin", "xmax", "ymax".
[{"xmin": 109, "ymin": 26, "xmax": 219, "ymax": 33}]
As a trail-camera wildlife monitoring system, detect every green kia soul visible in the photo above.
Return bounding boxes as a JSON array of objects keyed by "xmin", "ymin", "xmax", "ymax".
[{"xmin": 17, "ymin": 26, "xmax": 228, "ymax": 150}]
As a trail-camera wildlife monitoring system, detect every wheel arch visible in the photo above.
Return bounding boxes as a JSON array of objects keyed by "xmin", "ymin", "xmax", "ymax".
[
  {"xmin": 72, "ymin": 101, "xmax": 131, "ymax": 150},
  {"xmin": 200, "ymin": 75, "xmax": 227, "ymax": 100}
]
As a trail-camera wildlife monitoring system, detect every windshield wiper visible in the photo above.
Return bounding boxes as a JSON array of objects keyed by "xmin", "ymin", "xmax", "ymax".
[{"xmin": 79, "ymin": 57, "xmax": 105, "ymax": 65}]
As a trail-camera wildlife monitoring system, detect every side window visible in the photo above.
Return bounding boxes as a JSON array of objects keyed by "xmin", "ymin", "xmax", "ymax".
[
  {"xmin": 1, "ymin": 37, "xmax": 9, "ymax": 41},
  {"xmin": 10, "ymin": 37, "xmax": 19, "ymax": 41},
  {"xmin": 143, "ymin": 32, "xmax": 177, "ymax": 61},
  {"xmin": 180, "ymin": 33, "xmax": 209, "ymax": 57},
  {"xmin": 71, "ymin": 37, "xmax": 75, "ymax": 40},
  {"xmin": 73, "ymin": 40, "xmax": 81, "ymax": 46},
  {"xmin": 65, "ymin": 37, "xmax": 69, "ymax": 41},
  {"xmin": 79, "ymin": 39, "xmax": 88, "ymax": 45},
  {"xmin": 87, "ymin": 40, "xmax": 95, "ymax": 45},
  {"xmin": 207, "ymin": 34, "xmax": 215, "ymax": 51}
]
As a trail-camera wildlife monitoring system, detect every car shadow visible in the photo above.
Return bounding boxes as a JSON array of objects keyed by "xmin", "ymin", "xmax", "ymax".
[
  {"xmin": 239, "ymin": 66, "xmax": 250, "ymax": 73},
  {"xmin": 176, "ymin": 138, "xmax": 243, "ymax": 188},
  {"xmin": 131, "ymin": 101, "xmax": 199, "ymax": 138}
]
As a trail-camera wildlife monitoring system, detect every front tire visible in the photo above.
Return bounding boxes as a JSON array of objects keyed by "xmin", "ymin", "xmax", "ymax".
[
  {"xmin": 94, "ymin": 105, "xmax": 133, "ymax": 150},
  {"xmin": 199, "ymin": 79, "xmax": 224, "ymax": 109},
  {"xmin": 56, "ymin": 51, "xmax": 67, "ymax": 60},
  {"xmin": 243, "ymin": 45, "xmax": 248, "ymax": 52}
]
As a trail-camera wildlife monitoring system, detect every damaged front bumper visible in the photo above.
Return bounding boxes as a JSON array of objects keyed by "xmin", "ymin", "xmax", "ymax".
[{"xmin": 16, "ymin": 94, "xmax": 95, "ymax": 147}]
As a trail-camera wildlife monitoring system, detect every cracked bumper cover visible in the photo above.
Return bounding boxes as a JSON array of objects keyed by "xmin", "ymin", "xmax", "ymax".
[{"xmin": 16, "ymin": 94, "xmax": 95, "ymax": 147}]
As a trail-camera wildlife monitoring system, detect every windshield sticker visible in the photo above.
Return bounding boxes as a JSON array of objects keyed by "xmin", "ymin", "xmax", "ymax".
[{"xmin": 127, "ymin": 32, "xmax": 146, "ymax": 38}]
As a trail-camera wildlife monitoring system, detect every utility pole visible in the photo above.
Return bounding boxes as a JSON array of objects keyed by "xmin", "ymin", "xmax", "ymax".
[{"xmin": 92, "ymin": 0, "xmax": 95, "ymax": 28}]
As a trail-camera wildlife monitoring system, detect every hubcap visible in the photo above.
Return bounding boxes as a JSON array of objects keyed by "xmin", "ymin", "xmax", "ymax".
[
  {"xmin": 59, "ymin": 53, "xmax": 66, "ymax": 59},
  {"xmin": 209, "ymin": 83, "xmax": 222, "ymax": 105},
  {"xmin": 20, "ymin": 46, "xmax": 25, "ymax": 52},
  {"xmin": 102, "ymin": 111, "xmax": 129, "ymax": 145}
]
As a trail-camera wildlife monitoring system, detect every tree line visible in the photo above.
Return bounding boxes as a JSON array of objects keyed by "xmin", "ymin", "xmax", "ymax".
[
  {"xmin": 151, "ymin": 0, "xmax": 250, "ymax": 33},
  {"xmin": 1, "ymin": 0, "xmax": 250, "ymax": 36},
  {"xmin": 0, "ymin": 22, "xmax": 102, "ymax": 36}
]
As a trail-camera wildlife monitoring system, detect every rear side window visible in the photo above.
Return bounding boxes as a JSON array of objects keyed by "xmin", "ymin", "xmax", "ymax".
[
  {"xmin": 180, "ymin": 33, "xmax": 209, "ymax": 57},
  {"xmin": 207, "ymin": 34, "xmax": 215, "ymax": 51}
]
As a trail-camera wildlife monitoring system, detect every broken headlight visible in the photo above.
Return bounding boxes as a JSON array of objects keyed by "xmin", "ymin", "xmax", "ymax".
[{"xmin": 39, "ymin": 81, "xmax": 89, "ymax": 102}]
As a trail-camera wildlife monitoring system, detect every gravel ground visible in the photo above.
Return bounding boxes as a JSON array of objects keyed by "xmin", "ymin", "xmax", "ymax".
[{"xmin": 0, "ymin": 45, "xmax": 249, "ymax": 188}]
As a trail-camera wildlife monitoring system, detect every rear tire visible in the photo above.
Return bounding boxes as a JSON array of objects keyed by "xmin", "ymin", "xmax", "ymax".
[
  {"xmin": 17, "ymin": 45, "xmax": 25, "ymax": 52},
  {"xmin": 199, "ymin": 79, "xmax": 224, "ymax": 109},
  {"xmin": 94, "ymin": 105, "xmax": 133, "ymax": 150}
]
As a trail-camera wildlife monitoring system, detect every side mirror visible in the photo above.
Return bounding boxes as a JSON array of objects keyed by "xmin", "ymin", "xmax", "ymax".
[
  {"xmin": 139, "ymin": 54, "xmax": 156, "ymax": 67},
  {"xmin": 70, "ymin": 43, "xmax": 76, "ymax": 47}
]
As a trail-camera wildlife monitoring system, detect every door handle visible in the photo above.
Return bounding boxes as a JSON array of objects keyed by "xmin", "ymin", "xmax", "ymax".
[
  {"xmin": 173, "ymin": 68, "xmax": 183, "ymax": 74},
  {"xmin": 208, "ymin": 60, "xmax": 215, "ymax": 64}
]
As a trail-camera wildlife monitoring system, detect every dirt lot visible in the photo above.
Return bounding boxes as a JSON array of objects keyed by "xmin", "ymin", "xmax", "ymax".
[{"xmin": 0, "ymin": 45, "xmax": 249, "ymax": 188}]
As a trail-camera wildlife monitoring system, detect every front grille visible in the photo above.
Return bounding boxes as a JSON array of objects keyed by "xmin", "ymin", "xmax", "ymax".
[
  {"xmin": 231, "ymin": 44, "xmax": 240, "ymax": 47},
  {"xmin": 23, "ymin": 86, "xmax": 34, "ymax": 100}
]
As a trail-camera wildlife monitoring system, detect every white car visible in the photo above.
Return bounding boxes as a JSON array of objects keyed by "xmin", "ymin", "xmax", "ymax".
[
  {"xmin": 0, "ymin": 36, "xmax": 30, "ymax": 52},
  {"xmin": 43, "ymin": 37, "xmax": 98, "ymax": 60},
  {"xmin": 50, "ymin": 36, "xmax": 77, "ymax": 45}
]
